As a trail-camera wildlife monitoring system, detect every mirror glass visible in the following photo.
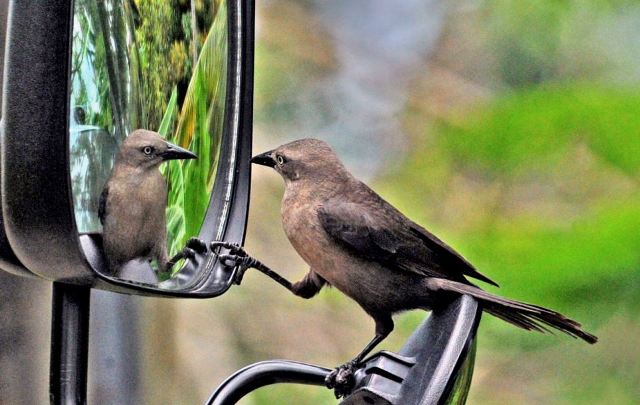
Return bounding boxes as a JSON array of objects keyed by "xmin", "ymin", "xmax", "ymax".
[{"xmin": 69, "ymin": 0, "xmax": 228, "ymax": 283}]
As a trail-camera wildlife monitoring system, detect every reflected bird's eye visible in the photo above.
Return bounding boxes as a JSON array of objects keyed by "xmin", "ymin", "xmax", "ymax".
[
  {"xmin": 143, "ymin": 146, "xmax": 153, "ymax": 155},
  {"xmin": 276, "ymin": 155, "xmax": 285, "ymax": 165}
]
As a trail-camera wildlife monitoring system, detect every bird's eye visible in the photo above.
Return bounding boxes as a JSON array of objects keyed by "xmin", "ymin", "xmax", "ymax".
[
  {"xmin": 143, "ymin": 146, "xmax": 153, "ymax": 155},
  {"xmin": 276, "ymin": 155, "xmax": 285, "ymax": 165}
]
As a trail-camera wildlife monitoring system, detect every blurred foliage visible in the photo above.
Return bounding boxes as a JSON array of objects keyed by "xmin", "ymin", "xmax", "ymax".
[
  {"xmin": 482, "ymin": 0, "xmax": 640, "ymax": 87},
  {"xmin": 240, "ymin": 385, "xmax": 336, "ymax": 405},
  {"xmin": 445, "ymin": 340, "xmax": 476, "ymax": 405},
  {"xmin": 382, "ymin": 84, "xmax": 640, "ymax": 302},
  {"xmin": 442, "ymin": 85, "xmax": 640, "ymax": 177}
]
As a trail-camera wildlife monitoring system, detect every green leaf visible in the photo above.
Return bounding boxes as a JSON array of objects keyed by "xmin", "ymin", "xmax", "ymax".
[
  {"xmin": 157, "ymin": 86, "xmax": 178, "ymax": 137},
  {"xmin": 162, "ymin": 2, "xmax": 228, "ymax": 256}
]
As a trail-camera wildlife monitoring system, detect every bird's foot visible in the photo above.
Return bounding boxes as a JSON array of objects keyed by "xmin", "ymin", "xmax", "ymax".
[
  {"xmin": 210, "ymin": 241, "xmax": 257, "ymax": 285},
  {"xmin": 325, "ymin": 359, "xmax": 360, "ymax": 399},
  {"xmin": 186, "ymin": 237, "xmax": 208, "ymax": 254},
  {"xmin": 166, "ymin": 238, "xmax": 207, "ymax": 272},
  {"xmin": 210, "ymin": 241, "xmax": 247, "ymax": 256}
]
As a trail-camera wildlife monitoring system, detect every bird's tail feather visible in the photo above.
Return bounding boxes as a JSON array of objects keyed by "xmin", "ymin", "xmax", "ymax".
[{"xmin": 430, "ymin": 278, "xmax": 598, "ymax": 344}]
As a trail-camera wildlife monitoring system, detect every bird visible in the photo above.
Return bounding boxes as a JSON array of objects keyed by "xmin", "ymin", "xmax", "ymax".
[
  {"xmin": 99, "ymin": 129, "xmax": 201, "ymax": 275},
  {"xmin": 217, "ymin": 137, "xmax": 598, "ymax": 397}
]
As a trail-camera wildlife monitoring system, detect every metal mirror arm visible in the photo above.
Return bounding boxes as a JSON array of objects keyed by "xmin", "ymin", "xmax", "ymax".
[
  {"xmin": 206, "ymin": 295, "xmax": 481, "ymax": 404},
  {"xmin": 50, "ymin": 283, "xmax": 91, "ymax": 405},
  {"xmin": 206, "ymin": 361, "xmax": 330, "ymax": 405}
]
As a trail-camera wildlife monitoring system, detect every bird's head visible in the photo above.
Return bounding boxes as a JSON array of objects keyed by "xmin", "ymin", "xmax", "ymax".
[
  {"xmin": 251, "ymin": 138, "xmax": 347, "ymax": 183},
  {"xmin": 117, "ymin": 129, "xmax": 197, "ymax": 169}
]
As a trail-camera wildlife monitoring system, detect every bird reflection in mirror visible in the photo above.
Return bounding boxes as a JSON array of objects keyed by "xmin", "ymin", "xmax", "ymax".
[{"xmin": 99, "ymin": 129, "xmax": 207, "ymax": 277}]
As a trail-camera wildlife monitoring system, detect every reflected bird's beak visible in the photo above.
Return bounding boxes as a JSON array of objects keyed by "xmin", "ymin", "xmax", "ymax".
[
  {"xmin": 250, "ymin": 150, "xmax": 276, "ymax": 167},
  {"xmin": 161, "ymin": 142, "xmax": 197, "ymax": 161}
]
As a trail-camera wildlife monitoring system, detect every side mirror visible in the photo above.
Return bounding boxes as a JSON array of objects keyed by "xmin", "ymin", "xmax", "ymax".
[{"xmin": 1, "ymin": 0, "xmax": 254, "ymax": 297}]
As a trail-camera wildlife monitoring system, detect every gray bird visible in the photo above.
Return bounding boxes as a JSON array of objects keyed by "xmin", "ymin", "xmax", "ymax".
[
  {"xmin": 99, "ymin": 129, "xmax": 198, "ymax": 275},
  {"xmin": 219, "ymin": 138, "xmax": 597, "ymax": 396}
]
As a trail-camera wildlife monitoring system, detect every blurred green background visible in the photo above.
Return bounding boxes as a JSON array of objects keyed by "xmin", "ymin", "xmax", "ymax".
[{"xmin": 2, "ymin": 0, "xmax": 639, "ymax": 404}]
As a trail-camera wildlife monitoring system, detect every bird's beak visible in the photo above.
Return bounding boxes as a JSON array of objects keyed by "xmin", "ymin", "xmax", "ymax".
[
  {"xmin": 250, "ymin": 150, "xmax": 276, "ymax": 167},
  {"xmin": 161, "ymin": 142, "xmax": 197, "ymax": 161}
]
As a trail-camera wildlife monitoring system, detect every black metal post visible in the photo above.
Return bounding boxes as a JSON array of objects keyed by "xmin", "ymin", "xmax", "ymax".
[{"xmin": 50, "ymin": 282, "xmax": 91, "ymax": 405}]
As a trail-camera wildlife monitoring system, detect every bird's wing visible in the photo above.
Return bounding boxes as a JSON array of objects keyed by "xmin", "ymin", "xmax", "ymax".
[
  {"xmin": 318, "ymin": 199, "xmax": 498, "ymax": 286},
  {"xmin": 407, "ymin": 223, "xmax": 498, "ymax": 286},
  {"xmin": 98, "ymin": 185, "xmax": 108, "ymax": 226}
]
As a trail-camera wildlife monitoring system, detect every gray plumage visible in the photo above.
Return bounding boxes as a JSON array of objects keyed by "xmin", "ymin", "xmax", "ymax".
[
  {"xmin": 249, "ymin": 138, "xmax": 596, "ymax": 384},
  {"xmin": 99, "ymin": 129, "xmax": 196, "ymax": 274}
]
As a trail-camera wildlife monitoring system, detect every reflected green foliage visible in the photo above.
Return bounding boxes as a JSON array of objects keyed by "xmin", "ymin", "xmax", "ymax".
[
  {"xmin": 445, "ymin": 340, "xmax": 476, "ymax": 405},
  {"xmin": 134, "ymin": 0, "xmax": 190, "ymax": 129},
  {"xmin": 161, "ymin": 0, "xmax": 228, "ymax": 265},
  {"xmin": 134, "ymin": 0, "xmax": 225, "ymax": 129},
  {"xmin": 133, "ymin": 0, "xmax": 227, "ymax": 266}
]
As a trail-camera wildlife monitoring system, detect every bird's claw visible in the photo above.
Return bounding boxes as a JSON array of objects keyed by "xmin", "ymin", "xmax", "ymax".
[
  {"xmin": 181, "ymin": 247, "xmax": 196, "ymax": 260},
  {"xmin": 209, "ymin": 242, "xmax": 265, "ymax": 285},
  {"xmin": 217, "ymin": 254, "xmax": 253, "ymax": 267},
  {"xmin": 186, "ymin": 237, "xmax": 208, "ymax": 254},
  {"xmin": 210, "ymin": 241, "xmax": 256, "ymax": 285},
  {"xmin": 165, "ymin": 239, "xmax": 208, "ymax": 272},
  {"xmin": 210, "ymin": 241, "xmax": 247, "ymax": 256},
  {"xmin": 325, "ymin": 360, "xmax": 359, "ymax": 398},
  {"xmin": 163, "ymin": 238, "xmax": 243, "ymax": 275},
  {"xmin": 217, "ymin": 253, "xmax": 257, "ymax": 285}
]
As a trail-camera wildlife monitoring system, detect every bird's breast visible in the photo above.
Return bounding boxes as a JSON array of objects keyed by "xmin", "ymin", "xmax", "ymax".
[
  {"xmin": 102, "ymin": 171, "xmax": 167, "ymax": 262},
  {"xmin": 282, "ymin": 199, "xmax": 371, "ymax": 293},
  {"xmin": 281, "ymin": 200, "xmax": 323, "ymax": 263}
]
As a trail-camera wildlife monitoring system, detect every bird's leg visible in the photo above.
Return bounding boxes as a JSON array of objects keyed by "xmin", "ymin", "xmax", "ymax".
[
  {"xmin": 326, "ymin": 316, "xmax": 394, "ymax": 398},
  {"xmin": 211, "ymin": 242, "xmax": 294, "ymax": 289},
  {"xmin": 166, "ymin": 237, "xmax": 208, "ymax": 272},
  {"xmin": 210, "ymin": 242, "xmax": 328, "ymax": 297},
  {"xmin": 290, "ymin": 271, "xmax": 326, "ymax": 298}
]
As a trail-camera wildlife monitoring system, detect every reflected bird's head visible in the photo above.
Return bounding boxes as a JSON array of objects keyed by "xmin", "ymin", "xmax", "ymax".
[
  {"xmin": 117, "ymin": 129, "xmax": 197, "ymax": 170},
  {"xmin": 251, "ymin": 138, "xmax": 347, "ymax": 183}
]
